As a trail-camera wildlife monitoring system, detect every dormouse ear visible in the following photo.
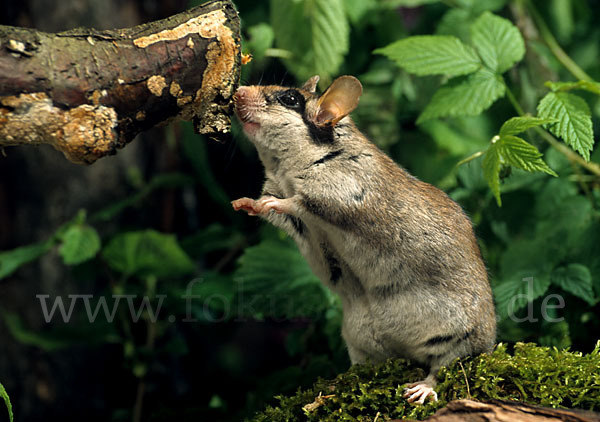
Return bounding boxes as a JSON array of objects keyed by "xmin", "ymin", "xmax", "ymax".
[
  {"xmin": 315, "ymin": 76, "xmax": 362, "ymax": 127},
  {"xmin": 301, "ymin": 75, "xmax": 320, "ymax": 93}
]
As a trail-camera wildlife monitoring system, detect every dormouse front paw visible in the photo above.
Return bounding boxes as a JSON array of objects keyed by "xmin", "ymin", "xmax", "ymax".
[
  {"xmin": 255, "ymin": 196, "xmax": 294, "ymax": 215},
  {"xmin": 231, "ymin": 197, "xmax": 260, "ymax": 216},
  {"xmin": 403, "ymin": 382, "xmax": 438, "ymax": 405},
  {"xmin": 232, "ymin": 196, "xmax": 294, "ymax": 216}
]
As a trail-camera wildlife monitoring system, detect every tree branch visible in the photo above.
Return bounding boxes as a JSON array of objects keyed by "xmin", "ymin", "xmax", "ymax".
[
  {"xmin": 417, "ymin": 399, "xmax": 600, "ymax": 422},
  {"xmin": 0, "ymin": 0, "xmax": 241, "ymax": 164}
]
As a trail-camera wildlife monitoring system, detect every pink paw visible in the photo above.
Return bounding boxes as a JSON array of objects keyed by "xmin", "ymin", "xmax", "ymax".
[
  {"xmin": 254, "ymin": 196, "xmax": 289, "ymax": 215},
  {"xmin": 231, "ymin": 197, "xmax": 260, "ymax": 216},
  {"xmin": 404, "ymin": 382, "xmax": 438, "ymax": 405},
  {"xmin": 231, "ymin": 196, "xmax": 290, "ymax": 216}
]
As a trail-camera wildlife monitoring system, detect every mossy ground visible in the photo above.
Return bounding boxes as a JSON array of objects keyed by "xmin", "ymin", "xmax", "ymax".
[{"xmin": 250, "ymin": 342, "xmax": 600, "ymax": 421}]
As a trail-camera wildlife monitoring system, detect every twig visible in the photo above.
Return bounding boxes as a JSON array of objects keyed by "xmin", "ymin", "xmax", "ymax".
[
  {"xmin": 458, "ymin": 360, "xmax": 471, "ymax": 400},
  {"xmin": 523, "ymin": 0, "xmax": 592, "ymax": 82}
]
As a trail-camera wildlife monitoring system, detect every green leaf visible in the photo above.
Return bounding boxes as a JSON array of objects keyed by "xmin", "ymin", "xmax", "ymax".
[
  {"xmin": 482, "ymin": 140, "xmax": 502, "ymax": 206},
  {"xmin": 58, "ymin": 224, "xmax": 101, "ymax": 265},
  {"xmin": 468, "ymin": 0, "xmax": 508, "ymax": 14},
  {"xmin": 537, "ymin": 92, "xmax": 594, "ymax": 161},
  {"xmin": 494, "ymin": 274, "xmax": 552, "ymax": 319},
  {"xmin": 245, "ymin": 23, "xmax": 274, "ymax": 62},
  {"xmin": 470, "ymin": 11, "xmax": 525, "ymax": 73},
  {"xmin": 380, "ymin": 0, "xmax": 438, "ymax": 6},
  {"xmin": 498, "ymin": 136, "xmax": 557, "ymax": 176},
  {"xmin": 168, "ymin": 272, "xmax": 237, "ymax": 321},
  {"xmin": 180, "ymin": 224, "xmax": 245, "ymax": 258},
  {"xmin": 436, "ymin": 8, "xmax": 473, "ymax": 43},
  {"xmin": 481, "ymin": 134, "xmax": 556, "ymax": 206},
  {"xmin": 271, "ymin": 0, "xmax": 349, "ymax": 82},
  {"xmin": 0, "ymin": 382, "xmax": 13, "ymax": 422},
  {"xmin": 420, "ymin": 120, "xmax": 488, "ymax": 156},
  {"xmin": 545, "ymin": 80, "xmax": 600, "ymax": 96},
  {"xmin": 418, "ymin": 68, "xmax": 505, "ymax": 122},
  {"xmin": 102, "ymin": 230, "xmax": 195, "ymax": 279},
  {"xmin": 343, "ymin": 0, "xmax": 376, "ymax": 23},
  {"xmin": 374, "ymin": 35, "xmax": 480, "ymax": 77},
  {"xmin": 234, "ymin": 235, "xmax": 334, "ymax": 319},
  {"xmin": 188, "ymin": 273, "xmax": 236, "ymax": 313},
  {"xmin": 551, "ymin": 264, "xmax": 596, "ymax": 305},
  {"xmin": 499, "ymin": 116, "xmax": 556, "ymax": 137},
  {"xmin": 0, "ymin": 239, "xmax": 55, "ymax": 279}
]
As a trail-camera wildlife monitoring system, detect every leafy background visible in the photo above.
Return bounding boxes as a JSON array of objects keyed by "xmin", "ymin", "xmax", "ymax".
[{"xmin": 1, "ymin": 0, "xmax": 600, "ymax": 420}]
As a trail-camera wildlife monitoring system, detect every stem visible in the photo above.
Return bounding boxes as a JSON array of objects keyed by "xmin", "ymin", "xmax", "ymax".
[
  {"xmin": 504, "ymin": 86, "xmax": 525, "ymax": 116},
  {"xmin": 524, "ymin": 0, "xmax": 592, "ymax": 82},
  {"xmin": 456, "ymin": 150, "xmax": 485, "ymax": 167},
  {"xmin": 132, "ymin": 382, "xmax": 145, "ymax": 422},
  {"xmin": 533, "ymin": 127, "xmax": 600, "ymax": 176},
  {"xmin": 132, "ymin": 277, "xmax": 158, "ymax": 422},
  {"xmin": 264, "ymin": 48, "xmax": 293, "ymax": 59},
  {"xmin": 503, "ymin": 81, "xmax": 600, "ymax": 176}
]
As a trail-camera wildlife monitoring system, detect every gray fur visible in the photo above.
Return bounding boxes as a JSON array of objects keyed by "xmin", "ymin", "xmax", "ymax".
[{"xmin": 232, "ymin": 77, "xmax": 497, "ymax": 393}]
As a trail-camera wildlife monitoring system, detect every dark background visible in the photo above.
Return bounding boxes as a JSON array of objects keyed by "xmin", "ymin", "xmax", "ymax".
[{"xmin": 1, "ymin": 0, "xmax": 599, "ymax": 421}]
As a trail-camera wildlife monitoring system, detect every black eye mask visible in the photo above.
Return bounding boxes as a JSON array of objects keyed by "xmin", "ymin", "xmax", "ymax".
[{"xmin": 276, "ymin": 89, "xmax": 306, "ymax": 113}]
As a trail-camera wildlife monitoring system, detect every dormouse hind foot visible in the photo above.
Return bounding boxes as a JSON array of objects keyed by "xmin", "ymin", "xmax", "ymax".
[
  {"xmin": 231, "ymin": 196, "xmax": 294, "ymax": 216},
  {"xmin": 404, "ymin": 381, "xmax": 438, "ymax": 405}
]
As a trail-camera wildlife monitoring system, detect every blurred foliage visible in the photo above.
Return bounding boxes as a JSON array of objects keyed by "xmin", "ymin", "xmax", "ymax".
[
  {"xmin": 251, "ymin": 342, "xmax": 600, "ymax": 421},
  {"xmin": 1, "ymin": 0, "xmax": 600, "ymax": 420},
  {"xmin": 0, "ymin": 382, "xmax": 13, "ymax": 422}
]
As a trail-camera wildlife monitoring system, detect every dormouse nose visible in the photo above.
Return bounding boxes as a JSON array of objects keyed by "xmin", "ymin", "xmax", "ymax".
[{"xmin": 234, "ymin": 86, "xmax": 251, "ymax": 103}]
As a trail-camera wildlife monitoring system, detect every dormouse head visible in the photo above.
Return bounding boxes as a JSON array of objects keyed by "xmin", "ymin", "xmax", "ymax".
[{"xmin": 234, "ymin": 75, "xmax": 363, "ymax": 149}]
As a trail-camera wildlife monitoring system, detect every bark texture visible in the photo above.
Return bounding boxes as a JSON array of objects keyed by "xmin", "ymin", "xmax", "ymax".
[
  {"xmin": 410, "ymin": 399, "xmax": 600, "ymax": 422},
  {"xmin": 0, "ymin": 0, "xmax": 241, "ymax": 163}
]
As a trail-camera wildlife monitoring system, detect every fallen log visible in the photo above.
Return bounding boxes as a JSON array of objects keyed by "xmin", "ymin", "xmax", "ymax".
[{"xmin": 408, "ymin": 399, "xmax": 600, "ymax": 422}]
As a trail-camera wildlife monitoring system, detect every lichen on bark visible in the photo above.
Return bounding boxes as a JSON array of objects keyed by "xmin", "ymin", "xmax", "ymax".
[{"xmin": 0, "ymin": 0, "xmax": 241, "ymax": 164}]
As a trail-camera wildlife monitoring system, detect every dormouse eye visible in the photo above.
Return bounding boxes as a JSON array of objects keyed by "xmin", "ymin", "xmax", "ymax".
[{"xmin": 277, "ymin": 90, "xmax": 302, "ymax": 109}]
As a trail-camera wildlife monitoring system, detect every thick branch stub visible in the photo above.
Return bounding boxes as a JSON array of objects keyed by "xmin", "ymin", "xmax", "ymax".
[
  {"xmin": 421, "ymin": 399, "xmax": 600, "ymax": 422},
  {"xmin": 0, "ymin": 0, "xmax": 241, "ymax": 164}
]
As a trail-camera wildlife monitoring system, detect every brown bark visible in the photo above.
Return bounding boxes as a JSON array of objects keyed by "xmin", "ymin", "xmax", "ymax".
[
  {"xmin": 0, "ymin": 0, "xmax": 240, "ymax": 164},
  {"xmin": 408, "ymin": 399, "xmax": 600, "ymax": 422}
]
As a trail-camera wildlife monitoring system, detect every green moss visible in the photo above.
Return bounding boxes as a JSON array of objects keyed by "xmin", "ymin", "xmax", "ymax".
[{"xmin": 250, "ymin": 342, "xmax": 600, "ymax": 421}]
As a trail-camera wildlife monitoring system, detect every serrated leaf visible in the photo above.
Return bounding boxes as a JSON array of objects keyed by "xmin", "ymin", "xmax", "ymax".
[
  {"xmin": 498, "ymin": 136, "xmax": 557, "ymax": 176},
  {"xmin": 234, "ymin": 236, "xmax": 332, "ymax": 319},
  {"xmin": 551, "ymin": 264, "xmax": 595, "ymax": 305},
  {"xmin": 537, "ymin": 92, "xmax": 594, "ymax": 161},
  {"xmin": 271, "ymin": 0, "xmax": 349, "ymax": 82},
  {"xmin": 482, "ymin": 141, "xmax": 502, "ymax": 206},
  {"xmin": 494, "ymin": 274, "xmax": 552, "ymax": 319},
  {"xmin": 418, "ymin": 68, "xmax": 505, "ymax": 122},
  {"xmin": 374, "ymin": 35, "xmax": 481, "ymax": 77},
  {"xmin": 545, "ymin": 80, "xmax": 600, "ymax": 96},
  {"xmin": 499, "ymin": 116, "xmax": 556, "ymax": 137},
  {"xmin": 470, "ymin": 11, "xmax": 525, "ymax": 73},
  {"xmin": 103, "ymin": 230, "xmax": 195, "ymax": 279},
  {"xmin": 58, "ymin": 224, "xmax": 101, "ymax": 265},
  {"xmin": 0, "ymin": 382, "xmax": 13, "ymax": 422}
]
